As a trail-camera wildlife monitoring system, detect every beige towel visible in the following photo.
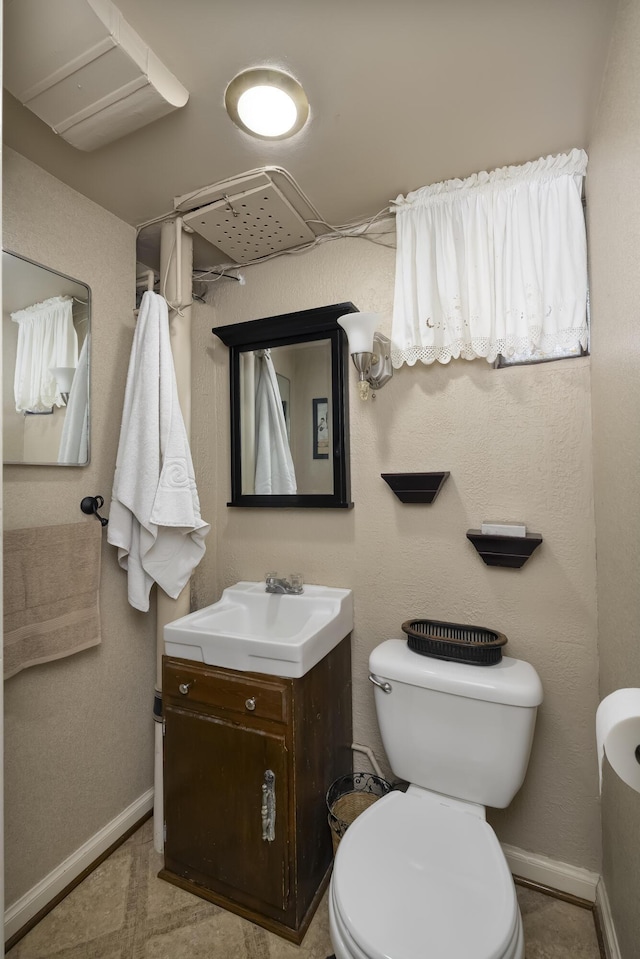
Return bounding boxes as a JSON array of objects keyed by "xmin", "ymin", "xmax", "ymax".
[{"xmin": 4, "ymin": 521, "xmax": 102, "ymax": 680}]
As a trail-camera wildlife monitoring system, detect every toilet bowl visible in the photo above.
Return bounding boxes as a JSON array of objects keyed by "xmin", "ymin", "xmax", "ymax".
[
  {"xmin": 330, "ymin": 786, "xmax": 524, "ymax": 959},
  {"xmin": 329, "ymin": 639, "xmax": 542, "ymax": 959}
]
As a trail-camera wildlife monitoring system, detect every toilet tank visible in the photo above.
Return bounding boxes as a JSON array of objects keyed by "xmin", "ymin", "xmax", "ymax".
[{"xmin": 369, "ymin": 639, "xmax": 543, "ymax": 808}]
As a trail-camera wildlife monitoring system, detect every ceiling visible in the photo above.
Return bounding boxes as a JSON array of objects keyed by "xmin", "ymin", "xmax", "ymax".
[{"xmin": 3, "ymin": 0, "xmax": 618, "ymax": 272}]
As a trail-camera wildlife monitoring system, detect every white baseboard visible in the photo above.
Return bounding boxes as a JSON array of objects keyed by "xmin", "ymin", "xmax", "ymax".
[
  {"xmin": 501, "ymin": 842, "xmax": 600, "ymax": 903},
  {"xmin": 4, "ymin": 787, "xmax": 154, "ymax": 943},
  {"xmin": 596, "ymin": 879, "xmax": 622, "ymax": 959}
]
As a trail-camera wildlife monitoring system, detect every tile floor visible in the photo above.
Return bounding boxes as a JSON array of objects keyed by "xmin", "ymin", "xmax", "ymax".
[{"xmin": 7, "ymin": 819, "xmax": 603, "ymax": 958}]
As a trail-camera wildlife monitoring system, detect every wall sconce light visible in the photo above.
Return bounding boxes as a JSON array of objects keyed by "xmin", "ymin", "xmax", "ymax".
[
  {"xmin": 50, "ymin": 366, "xmax": 76, "ymax": 404},
  {"xmin": 337, "ymin": 312, "xmax": 393, "ymax": 400}
]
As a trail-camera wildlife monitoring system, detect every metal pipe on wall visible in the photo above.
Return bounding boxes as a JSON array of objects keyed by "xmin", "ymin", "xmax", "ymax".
[
  {"xmin": 136, "ymin": 269, "xmax": 155, "ymax": 292},
  {"xmin": 153, "ymin": 217, "xmax": 193, "ymax": 852}
]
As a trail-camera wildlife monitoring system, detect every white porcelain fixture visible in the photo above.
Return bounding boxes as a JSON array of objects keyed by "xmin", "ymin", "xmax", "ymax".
[
  {"xmin": 330, "ymin": 638, "xmax": 543, "ymax": 959},
  {"xmin": 163, "ymin": 581, "xmax": 352, "ymax": 678}
]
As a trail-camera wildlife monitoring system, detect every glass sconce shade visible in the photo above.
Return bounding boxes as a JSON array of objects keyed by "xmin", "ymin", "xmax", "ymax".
[
  {"xmin": 337, "ymin": 312, "xmax": 380, "ymax": 354},
  {"xmin": 337, "ymin": 311, "xmax": 393, "ymax": 400},
  {"xmin": 50, "ymin": 366, "xmax": 76, "ymax": 394}
]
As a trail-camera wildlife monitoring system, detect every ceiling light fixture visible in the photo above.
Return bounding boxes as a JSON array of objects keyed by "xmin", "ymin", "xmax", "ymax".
[{"xmin": 225, "ymin": 68, "xmax": 309, "ymax": 140}]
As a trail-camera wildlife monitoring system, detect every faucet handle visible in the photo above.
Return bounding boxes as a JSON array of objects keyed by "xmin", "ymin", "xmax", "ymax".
[
  {"xmin": 289, "ymin": 573, "xmax": 304, "ymax": 593},
  {"xmin": 265, "ymin": 570, "xmax": 279, "ymax": 583}
]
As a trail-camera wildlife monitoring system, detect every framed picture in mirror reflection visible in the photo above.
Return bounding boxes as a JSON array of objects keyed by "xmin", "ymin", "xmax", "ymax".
[{"xmin": 313, "ymin": 397, "xmax": 329, "ymax": 460}]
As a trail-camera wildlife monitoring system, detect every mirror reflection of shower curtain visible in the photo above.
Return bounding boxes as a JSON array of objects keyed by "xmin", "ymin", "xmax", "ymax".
[
  {"xmin": 240, "ymin": 351, "xmax": 257, "ymax": 492},
  {"xmin": 58, "ymin": 334, "xmax": 89, "ymax": 464},
  {"xmin": 254, "ymin": 350, "xmax": 297, "ymax": 495}
]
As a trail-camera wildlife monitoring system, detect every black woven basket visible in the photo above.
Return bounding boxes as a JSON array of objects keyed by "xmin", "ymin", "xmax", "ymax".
[{"xmin": 401, "ymin": 618, "xmax": 508, "ymax": 666}]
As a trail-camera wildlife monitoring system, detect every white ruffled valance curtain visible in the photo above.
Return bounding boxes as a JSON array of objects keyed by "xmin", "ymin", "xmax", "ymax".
[
  {"xmin": 390, "ymin": 149, "xmax": 589, "ymax": 367},
  {"xmin": 11, "ymin": 294, "xmax": 78, "ymax": 411}
]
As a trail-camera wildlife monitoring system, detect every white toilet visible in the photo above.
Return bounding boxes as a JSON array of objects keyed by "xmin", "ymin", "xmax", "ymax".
[{"xmin": 329, "ymin": 638, "xmax": 543, "ymax": 959}]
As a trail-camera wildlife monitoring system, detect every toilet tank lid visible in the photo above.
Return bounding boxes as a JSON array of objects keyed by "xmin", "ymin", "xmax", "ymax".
[{"xmin": 370, "ymin": 639, "xmax": 543, "ymax": 707}]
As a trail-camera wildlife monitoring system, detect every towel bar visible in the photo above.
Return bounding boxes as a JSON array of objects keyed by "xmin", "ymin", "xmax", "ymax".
[{"xmin": 80, "ymin": 495, "xmax": 109, "ymax": 527}]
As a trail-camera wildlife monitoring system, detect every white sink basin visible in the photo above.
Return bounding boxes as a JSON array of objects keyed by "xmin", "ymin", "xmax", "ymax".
[{"xmin": 164, "ymin": 581, "xmax": 353, "ymax": 678}]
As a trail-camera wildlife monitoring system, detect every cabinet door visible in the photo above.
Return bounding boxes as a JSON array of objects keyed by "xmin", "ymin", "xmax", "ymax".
[{"xmin": 164, "ymin": 704, "xmax": 290, "ymax": 912}]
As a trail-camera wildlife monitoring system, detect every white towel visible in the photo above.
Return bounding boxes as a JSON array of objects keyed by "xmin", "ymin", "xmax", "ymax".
[
  {"xmin": 107, "ymin": 292, "xmax": 210, "ymax": 611},
  {"xmin": 254, "ymin": 351, "xmax": 297, "ymax": 495},
  {"xmin": 58, "ymin": 334, "xmax": 89, "ymax": 464}
]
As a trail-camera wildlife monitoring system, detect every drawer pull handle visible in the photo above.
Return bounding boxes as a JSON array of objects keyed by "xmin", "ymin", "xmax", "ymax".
[
  {"xmin": 245, "ymin": 697, "xmax": 256, "ymax": 711},
  {"xmin": 178, "ymin": 682, "xmax": 192, "ymax": 695},
  {"xmin": 261, "ymin": 769, "xmax": 276, "ymax": 842}
]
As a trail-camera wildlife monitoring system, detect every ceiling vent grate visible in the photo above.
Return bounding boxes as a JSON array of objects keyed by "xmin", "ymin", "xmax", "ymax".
[{"xmin": 175, "ymin": 168, "xmax": 330, "ymax": 264}]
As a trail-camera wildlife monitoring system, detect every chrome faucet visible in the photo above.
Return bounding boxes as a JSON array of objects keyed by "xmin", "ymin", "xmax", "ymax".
[{"xmin": 265, "ymin": 573, "xmax": 304, "ymax": 595}]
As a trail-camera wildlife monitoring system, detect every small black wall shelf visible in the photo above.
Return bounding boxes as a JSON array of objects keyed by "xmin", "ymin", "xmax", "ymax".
[
  {"xmin": 466, "ymin": 530, "xmax": 542, "ymax": 568},
  {"xmin": 381, "ymin": 472, "xmax": 450, "ymax": 504}
]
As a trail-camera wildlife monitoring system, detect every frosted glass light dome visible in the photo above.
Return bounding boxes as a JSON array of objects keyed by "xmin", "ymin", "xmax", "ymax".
[
  {"xmin": 237, "ymin": 85, "xmax": 297, "ymax": 137},
  {"xmin": 225, "ymin": 68, "xmax": 309, "ymax": 140}
]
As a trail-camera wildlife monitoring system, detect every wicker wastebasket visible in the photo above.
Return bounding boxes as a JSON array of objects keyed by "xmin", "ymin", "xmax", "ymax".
[{"xmin": 326, "ymin": 773, "xmax": 392, "ymax": 855}]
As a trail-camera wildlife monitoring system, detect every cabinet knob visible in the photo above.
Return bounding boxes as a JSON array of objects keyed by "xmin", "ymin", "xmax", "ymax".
[
  {"xmin": 245, "ymin": 697, "xmax": 256, "ymax": 711},
  {"xmin": 178, "ymin": 682, "xmax": 192, "ymax": 695}
]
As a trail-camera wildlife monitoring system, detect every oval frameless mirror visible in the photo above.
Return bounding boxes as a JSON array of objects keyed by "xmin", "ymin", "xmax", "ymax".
[
  {"xmin": 2, "ymin": 250, "xmax": 91, "ymax": 466},
  {"xmin": 213, "ymin": 302, "xmax": 355, "ymax": 508}
]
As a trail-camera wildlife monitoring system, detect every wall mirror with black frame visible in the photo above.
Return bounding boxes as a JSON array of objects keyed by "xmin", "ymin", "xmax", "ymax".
[
  {"xmin": 213, "ymin": 302, "xmax": 354, "ymax": 508},
  {"xmin": 3, "ymin": 250, "xmax": 91, "ymax": 466}
]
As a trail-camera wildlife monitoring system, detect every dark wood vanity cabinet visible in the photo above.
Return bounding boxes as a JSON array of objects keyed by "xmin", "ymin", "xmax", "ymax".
[{"xmin": 160, "ymin": 636, "xmax": 352, "ymax": 943}]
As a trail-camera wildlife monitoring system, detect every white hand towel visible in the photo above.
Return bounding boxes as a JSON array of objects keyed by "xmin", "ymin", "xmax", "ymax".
[{"xmin": 107, "ymin": 292, "xmax": 210, "ymax": 611}]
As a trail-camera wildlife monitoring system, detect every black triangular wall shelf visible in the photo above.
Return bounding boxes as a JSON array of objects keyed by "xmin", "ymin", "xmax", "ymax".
[
  {"xmin": 466, "ymin": 530, "xmax": 543, "ymax": 568},
  {"xmin": 381, "ymin": 472, "xmax": 450, "ymax": 504}
]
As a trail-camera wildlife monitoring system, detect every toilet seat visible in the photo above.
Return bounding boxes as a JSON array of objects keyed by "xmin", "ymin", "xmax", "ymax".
[
  {"xmin": 331, "ymin": 789, "xmax": 521, "ymax": 959},
  {"xmin": 330, "ymin": 883, "xmax": 370, "ymax": 959}
]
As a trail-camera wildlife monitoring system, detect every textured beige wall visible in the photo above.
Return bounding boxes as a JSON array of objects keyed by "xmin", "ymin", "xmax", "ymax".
[
  {"xmin": 2, "ymin": 150, "xmax": 157, "ymax": 903},
  {"xmin": 290, "ymin": 346, "xmax": 333, "ymax": 493},
  {"xmin": 587, "ymin": 0, "xmax": 640, "ymax": 954},
  {"xmin": 191, "ymin": 236, "xmax": 601, "ymax": 871}
]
